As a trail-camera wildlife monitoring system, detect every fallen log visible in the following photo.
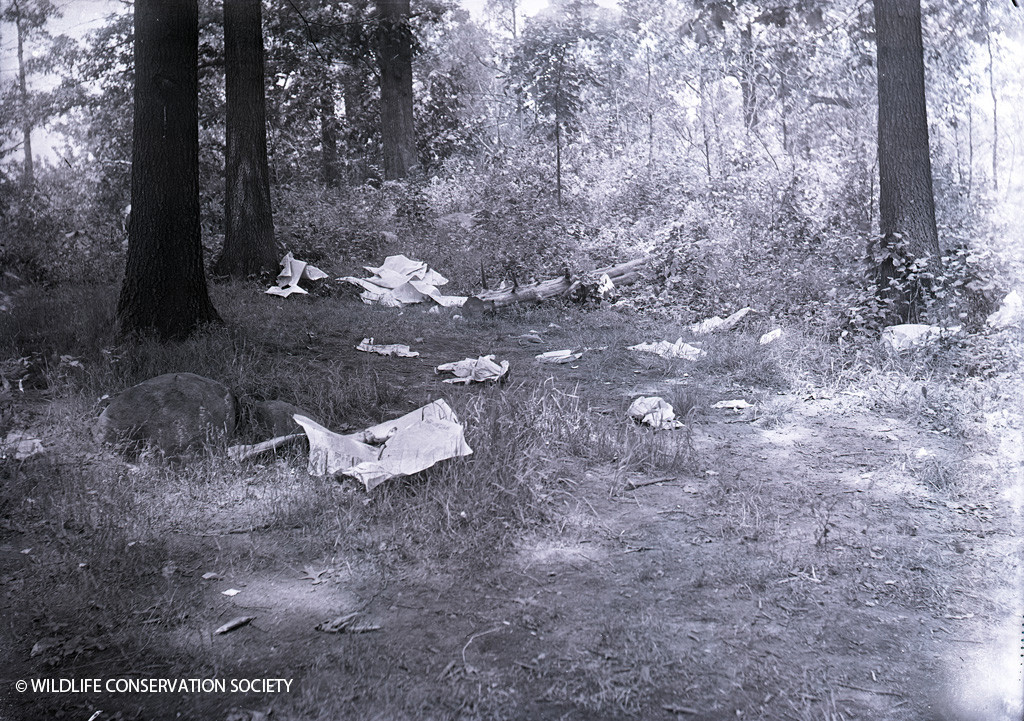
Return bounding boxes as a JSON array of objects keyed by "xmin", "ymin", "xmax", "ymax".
[{"xmin": 473, "ymin": 256, "xmax": 649, "ymax": 308}]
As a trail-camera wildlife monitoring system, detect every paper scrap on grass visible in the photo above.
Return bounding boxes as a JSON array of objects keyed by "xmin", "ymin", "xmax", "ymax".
[
  {"xmin": 628, "ymin": 338, "xmax": 705, "ymax": 361},
  {"xmin": 759, "ymin": 328, "xmax": 783, "ymax": 345},
  {"xmin": 293, "ymin": 399, "xmax": 472, "ymax": 491},
  {"xmin": 356, "ymin": 338, "xmax": 420, "ymax": 358},
  {"xmin": 628, "ymin": 396, "xmax": 684, "ymax": 430},
  {"xmin": 436, "ymin": 355, "xmax": 509, "ymax": 384},
  {"xmin": 340, "ymin": 254, "xmax": 467, "ymax": 308},
  {"xmin": 2, "ymin": 432, "xmax": 45, "ymax": 461},
  {"xmin": 881, "ymin": 324, "xmax": 961, "ymax": 353},
  {"xmin": 712, "ymin": 399, "xmax": 753, "ymax": 410},
  {"xmin": 266, "ymin": 252, "xmax": 328, "ymax": 297},
  {"xmin": 691, "ymin": 307, "xmax": 754, "ymax": 335},
  {"xmin": 535, "ymin": 349, "xmax": 582, "ymax": 364},
  {"xmin": 986, "ymin": 289, "xmax": 1023, "ymax": 328}
]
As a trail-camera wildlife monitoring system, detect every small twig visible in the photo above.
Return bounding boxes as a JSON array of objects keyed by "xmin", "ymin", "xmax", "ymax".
[
  {"xmin": 837, "ymin": 682, "xmax": 904, "ymax": 697},
  {"xmin": 626, "ymin": 476, "xmax": 677, "ymax": 490},
  {"xmin": 462, "ymin": 626, "xmax": 503, "ymax": 665},
  {"xmin": 662, "ymin": 704, "xmax": 701, "ymax": 715}
]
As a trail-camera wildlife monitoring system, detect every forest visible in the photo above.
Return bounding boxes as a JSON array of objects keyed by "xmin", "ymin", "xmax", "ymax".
[{"xmin": 1, "ymin": 1, "xmax": 1023, "ymax": 720}]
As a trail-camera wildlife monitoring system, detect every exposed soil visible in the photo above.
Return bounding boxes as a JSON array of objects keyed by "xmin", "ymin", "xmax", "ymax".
[{"xmin": 1, "ymin": 303, "xmax": 1021, "ymax": 721}]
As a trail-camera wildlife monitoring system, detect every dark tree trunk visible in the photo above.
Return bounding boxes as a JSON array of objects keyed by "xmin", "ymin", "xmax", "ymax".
[
  {"xmin": 320, "ymin": 73, "xmax": 340, "ymax": 187},
  {"xmin": 15, "ymin": 12, "xmax": 34, "ymax": 189},
  {"xmin": 214, "ymin": 0, "xmax": 279, "ymax": 278},
  {"xmin": 738, "ymin": 21, "xmax": 759, "ymax": 131},
  {"xmin": 117, "ymin": 0, "xmax": 220, "ymax": 340},
  {"xmin": 375, "ymin": 0, "xmax": 417, "ymax": 179},
  {"xmin": 872, "ymin": 0, "xmax": 940, "ymax": 323}
]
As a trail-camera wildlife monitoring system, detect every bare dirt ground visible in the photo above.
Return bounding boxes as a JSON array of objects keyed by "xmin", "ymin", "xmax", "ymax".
[{"xmin": 1, "ymin": 298, "xmax": 1021, "ymax": 721}]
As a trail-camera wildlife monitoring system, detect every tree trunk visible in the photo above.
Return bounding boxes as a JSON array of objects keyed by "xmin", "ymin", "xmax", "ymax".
[
  {"xmin": 320, "ymin": 72, "xmax": 340, "ymax": 187},
  {"xmin": 214, "ymin": 0, "xmax": 279, "ymax": 278},
  {"xmin": 983, "ymin": 0, "xmax": 999, "ymax": 191},
  {"xmin": 738, "ymin": 21, "xmax": 759, "ymax": 131},
  {"xmin": 15, "ymin": 11, "xmax": 34, "ymax": 189},
  {"xmin": 376, "ymin": 0, "xmax": 417, "ymax": 179},
  {"xmin": 872, "ymin": 0, "xmax": 940, "ymax": 323},
  {"xmin": 117, "ymin": 0, "xmax": 220, "ymax": 340}
]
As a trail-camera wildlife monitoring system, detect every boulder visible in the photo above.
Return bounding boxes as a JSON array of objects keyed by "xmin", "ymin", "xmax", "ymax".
[
  {"xmin": 95, "ymin": 373, "xmax": 236, "ymax": 454},
  {"xmin": 252, "ymin": 400, "xmax": 318, "ymax": 438}
]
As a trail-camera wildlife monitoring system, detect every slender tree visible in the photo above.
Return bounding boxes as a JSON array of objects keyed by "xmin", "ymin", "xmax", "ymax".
[
  {"xmin": 214, "ymin": 0, "xmax": 280, "ymax": 277},
  {"xmin": 872, "ymin": 0, "xmax": 940, "ymax": 322},
  {"xmin": 375, "ymin": 0, "xmax": 418, "ymax": 179},
  {"xmin": 117, "ymin": 0, "xmax": 220, "ymax": 340}
]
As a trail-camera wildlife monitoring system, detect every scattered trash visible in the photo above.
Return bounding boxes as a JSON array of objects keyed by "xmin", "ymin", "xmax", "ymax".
[
  {"xmin": 518, "ymin": 332, "xmax": 544, "ymax": 345},
  {"xmin": 436, "ymin": 355, "xmax": 510, "ymax": 384},
  {"xmin": 201, "ymin": 572, "xmax": 222, "ymax": 581},
  {"xmin": 266, "ymin": 252, "xmax": 328, "ymax": 297},
  {"xmin": 596, "ymin": 273, "xmax": 616, "ymax": 300},
  {"xmin": 914, "ymin": 447, "xmax": 932, "ymax": 459},
  {"xmin": 691, "ymin": 307, "xmax": 754, "ymax": 334},
  {"xmin": 214, "ymin": 616, "xmax": 255, "ymax": 635},
  {"xmin": 2, "ymin": 432, "xmax": 45, "ymax": 461},
  {"xmin": 315, "ymin": 612, "xmax": 381, "ymax": 634},
  {"xmin": 628, "ymin": 338, "xmax": 705, "ymax": 361},
  {"xmin": 535, "ymin": 350, "xmax": 582, "ymax": 364},
  {"xmin": 712, "ymin": 399, "xmax": 753, "ymax": 410},
  {"xmin": 341, "ymin": 254, "xmax": 467, "ymax": 307},
  {"xmin": 628, "ymin": 396, "xmax": 685, "ymax": 430},
  {"xmin": 227, "ymin": 434, "xmax": 303, "ymax": 462},
  {"xmin": 294, "ymin": 399, "xmax": 472, "ymax": 490},
  {"xmin": 221, "ymin": 589, "xmax": 241, "ymax": 597},
  {"xmin": 759, "ymin": 328, "xmax": 783, "ymax": 345},
  {"xmin": 881, "ymin": 324, "xmax": 961, "ymax": 353},
  {"xmin": 356, "ymin": 338, "xmax": 420, "ymax": 358},
  {"xmin": 986, "ymin": 289, "xmax": 1023, "ymax": 328}
]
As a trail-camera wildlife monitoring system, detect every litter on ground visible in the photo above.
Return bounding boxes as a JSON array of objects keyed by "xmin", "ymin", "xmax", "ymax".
[
  {"xmin": 535, "ymin": 350, "xmax": 582, "ymax": 364},
  {"xmin": 712, "ymin": 399, "xmax": 753, "ymax": 410},
  {"xmin": 986, "ymin": 289, "xmax": 1022, "ymax": 328},
  {"xmin": 356, "ymin": 338, "xmax": 420, "ymax": 358},
  {"xmin": 436, "ymin": 355, "xmax": 510, "ymax": 384},
  {"xmin": 266, "ymin": 252, "xmax": 328, "ymax": 297},
  {"xmin": 881, "ymin": 324, "xmax": 961, "ymax": 353},
  {"xmin": 341, "ymin": 254, "xmax": 467, "ymax": 308},
  {"xmin": 628, "ymin": 338, "xmax": 705, "ymax": 361},
  {"xmin": 2, "ymin": 431, "xmax": 45, "ymax": 461},
  {"xmin": 293, "ymin": 399, "xmax": 472, "ymax": 491},
  {"xmin": 628, "ymin": 396, "xmax": 684, "ymax": 430},
  {"xmin": 691, "ymin": 307, "xmax": 754, "ymax": 335},
  {"xmin": 759, "ymin": 328, "xmax": 783, "ymax": 345}
]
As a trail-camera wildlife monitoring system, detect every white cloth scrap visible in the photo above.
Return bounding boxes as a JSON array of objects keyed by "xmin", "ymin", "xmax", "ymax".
[
  {"xmin": 628, "ymin": 338, "xmax": 705, "ymax": 361},
  {"xmin": 691, "ymin": 307, "xmax": 754, "ymax": 334},
  {"xmin": 628, "ymin": 396, "xmax": 684, "ymax": 430},
  {"xmin": 356, "ymin": 338, "xmax": 420, "ymax": 358},
  {"xmin": 436, "ymin": 355, "xmax": 510, "ymax": 384}
]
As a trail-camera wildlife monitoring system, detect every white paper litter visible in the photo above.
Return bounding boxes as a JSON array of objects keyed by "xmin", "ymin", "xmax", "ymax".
[
  {"xmin": 266, "ymin": 252, "xmax": 328, "ymax": 297},
  {"xmin": 597, "ymin": 273, "xmax": 616, "ymax": 299},
  {"xmin": 356, "ymin": 338, "xmax": 420, "ymax": 358},
  {"xmin": 3, "ymin": 432, "xmax": 45, "ymax": 461},
  {"xmin": 712, "ymin": 399, "xmax": 753, "ymax": 410},
  {"xmin": 691, "ymin": 307, "xmax": 754, "ymax": 335},
  {"xmin": 628, "ymin": 396, "xmax": 684, "ymax": 430},
  {"xmin": 759, "ymin": 328, "xmax": 783, "ymax": 345},
  {"xmin": 628, "ymin": 338, "xmax": 706, "ymax": 361},
  {"xmin": 986, "ymin": 289, "xmax": 1023, "ymax": 328},
  {"xmin": 340, "ymin": 254, "xmax": 468, "ymax": 307},
  {"xmin": 881, "ymin": 324, "xmax": 961, "ymax": 353},
  {"xmin": 293, "ymin": 399, "xmax": 472, "ymax": 490},
  {"xmin": 535, "ymin": 349, "xmax": 582, "ymax": 364},
  {"xmin": 436, "ymin": 355, "xmax": 510, "ymax": 384}
]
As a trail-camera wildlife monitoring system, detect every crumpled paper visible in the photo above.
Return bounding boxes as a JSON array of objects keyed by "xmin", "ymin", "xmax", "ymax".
[
  {"xmin": 628, "ymin": 396, "xmax": 684, "ymax": 430},
  {"xmin": 356, "ymin": 338, "xmax": 420, "ymax": 358},
  {"xmin": 628, "ymin": 338, "xmax": 705, "ymax": 361},
  {"xmin": 535, "ymin": 349, "xmax": 582, "ymax": 364},
  {"xmin": 2, "ymin": 431, "xmax": 45, "ymax": 461},
  {"xmin": 436, "ymin": 355, "xmax": 510, "ymax": 384},
  {"xmin": 759, "ymin": 328, "xmax": 783, "ymax": 345},
  {"xmin": 712, "ymin": 399, "xmax": 753, "ymax": 410},
  {"xmin": 691, "ymin": 307, "xmax": 754, "ymax": 334},
  {"xmin": 293, "ymin": 399, "xmax": 472, "ymax": 490},
  {"xmin": 881, "ymin": 324, "xmax": 961, "ymax": 353},
  {"xmin": 341, "ymin": 254, "xmax": 468, "ymax": 308},
  {"xmin": 266, "ymin": 252, "xmax": 328, "ymax": 297}
]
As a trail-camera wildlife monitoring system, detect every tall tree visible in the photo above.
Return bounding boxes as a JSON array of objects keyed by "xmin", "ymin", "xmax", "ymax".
[
  {"xmin": 214, "ymin": 0, "xmax": 280, "ymax": 277},
  {"xmin": 375, "ymin": 0, "xmax": 417, "ymax": 179},
  {"xmin": 872, "ymin": 0, "xmax": 940, "ymax": 322},
  {"xmin": 117, "ymin": 0, "xmax": 220, "ymax": 340}
]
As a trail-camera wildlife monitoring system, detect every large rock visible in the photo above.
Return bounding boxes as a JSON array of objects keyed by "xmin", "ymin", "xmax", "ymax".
[
  {"xmin": 252, "ymin": 400, "xmax": 318, "ymax": 438},
  {"xmin": 95, "ymin": 373, "xmax": 236, "ymax": 454}
]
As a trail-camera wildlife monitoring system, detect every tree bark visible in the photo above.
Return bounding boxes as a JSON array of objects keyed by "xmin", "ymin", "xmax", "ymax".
[
  {"xmin": 15, "ymin": 9, "xmax": 34, "ymax": 189},
  {"xmin": 873, "ymin": 0, "xmax": 940, "ymax": 323},
  {"xmin": 320, "ymin": 72, "xmax": 340, "ymax": 187},
  {"xmin": 375, "ymin": 0, "xmax": 417, "ymax": 179},
  {"xmin": 214, "ymin": 0, "xmax": 279, "ymax": 278},
  {"xmin": 117, "ymin": 0, "xmax": 220, "ymax": 340}
]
